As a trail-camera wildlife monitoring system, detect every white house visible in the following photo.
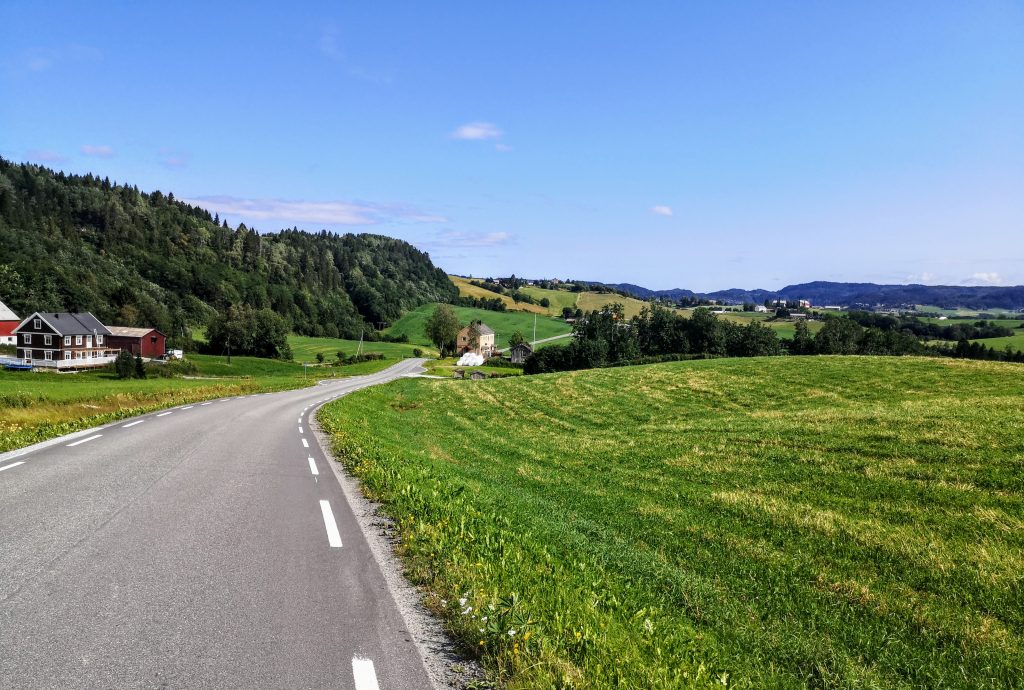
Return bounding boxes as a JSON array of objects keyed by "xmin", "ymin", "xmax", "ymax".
[{"xmin": 0, "ymin": 298, "xmax": 19, "ymax": 346}]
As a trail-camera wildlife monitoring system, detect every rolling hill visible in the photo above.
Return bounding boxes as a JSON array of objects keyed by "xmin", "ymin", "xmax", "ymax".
[
  {"xmin": 385, "ymin": 304, "xmax": 572, "ymax": 349},
  {"xmin": 0, "ymin": 158, "xmax": 457, "ymax": 343}
]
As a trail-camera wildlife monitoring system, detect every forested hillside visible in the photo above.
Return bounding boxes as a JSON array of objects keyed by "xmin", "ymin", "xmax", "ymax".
[{"xmin": 0, "ymin": 158, "xmax": 457, "ymax": 345}]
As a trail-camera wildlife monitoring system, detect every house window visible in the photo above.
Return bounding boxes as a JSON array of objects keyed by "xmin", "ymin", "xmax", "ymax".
[
  {"xmin": 44, "ymin": 351, "xmax": 53, "ymax": 361},
  {"xmin": 76, "ymin": 335, "xmax": 82, "ymax": 345},
  {"xmin": 33, "ymin": 318, "xmax": 41, "ymax": 329},
  {"xmin": 24, "ymin": 334, "xmax": 31, "ymax": 345},
  {"xmin": 86, "ymin": 335, "xmax": 93, "ymax": 348},
  {"xmin": 64, "ymin": 336, "xmax": 71, "ymax": 346},
  {"xmin": 64, "ymin": 351, "xmax": 71, "ymax": 360},
  {"xmin": 44, "ymin": 335, "xmax": 52, "ymax": 346},
  {"xmin": 97, "ymin": 335, "xmax": 103, "ymax": 345}
]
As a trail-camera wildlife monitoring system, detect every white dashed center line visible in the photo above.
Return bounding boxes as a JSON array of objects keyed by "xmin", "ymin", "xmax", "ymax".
[
  {"xmin": 156, "ymin": 411, "xmax": 173, "ymax": 417},
  {"xmin": 320, "ymin": 500, "xmax": 343, "ymax": 547},
  {"xmin": 182, "ymin": 405, "xmax": 194, "ymax": 410},
  {"xmin": 0, "ymin": 461, "xmax": 25, "ymax": 473},
  {"xmin": 308, "ymin": 456, "xmax": 319, "ymax": 475},
  {"xmin": 67, "ymin": 434, "xmax": 102, "ymax": 447},
  {"xmin": 302, "ymin": 438, "xmax": 309, "ymax": 448},
  {"xmin": 122, "ymin": 420, "xmax": 145, "ymax": 428},
  {"xmin": 298, "ymin": 426, "xmax": 304, "ymax": 434},
  {"xmin": 352, "ymin": 657, "xmax": 380, "ymax": 690},
  {"xmin": 200, "ymin": 402, "xmax": 213, "ymax": 406}
]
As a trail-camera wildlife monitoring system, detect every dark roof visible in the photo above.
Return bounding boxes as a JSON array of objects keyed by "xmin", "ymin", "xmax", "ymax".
[
  {"xmin": 19, "ymin": 312, "xmax": 111, "ymax": 336},
  {"xmin": 510, "ymin": 342, "xmax": 533, "ymax": 352},
  {"xmin": 471, "ymin": 322, "xmax": 495, "ymax": 336}
]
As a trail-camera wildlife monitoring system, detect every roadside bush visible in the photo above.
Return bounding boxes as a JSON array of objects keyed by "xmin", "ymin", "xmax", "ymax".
[
  {"xmin": 412, "ymin": 348, "xmax": 423, "ymax": 357},
  {"xmin": 484, "ymin": 356, "xmax": 522, "ymax": 369},
  {"xmin": 144, "ymin": 359, "xmax": 198, "ymax": 378},
  {"xmin": 114, "ymin": 351, "xmax": 135, "ymax": 379}
]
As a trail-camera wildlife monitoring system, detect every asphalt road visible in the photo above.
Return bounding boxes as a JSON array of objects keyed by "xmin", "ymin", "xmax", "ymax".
[{"xmin": 0, "ymin": 358, "xmax": 433, "ymax": 689}]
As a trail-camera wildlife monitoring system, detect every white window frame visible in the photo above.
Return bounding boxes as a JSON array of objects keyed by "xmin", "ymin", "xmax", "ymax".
[
  {"xmin": 86, "ymin": 335, "xmax": 93, "ymax": 348},
  {"xmin": 24, "ymin": 334, "xmax": 31, "ymax": 344},
  {"xmin": 76, "ymin": 335, "xmax": 83, "ymax": 346},
  {"xmin": 33, "ymin": 318, "xmax": 41, "ymax": 329},
  {"xmin": 64, "ymin": 351, "xmax": 71, "ymax": 361},
  {"xmin": 97, "ymin": 334, "xmax": 104, "ymax": 345},
  {"xmin": 44, "ymin": 351, "xmax": 53, "ymax": 361},
  {"xmin": 64, "ymin": 336, "xmax": 71, "ymax": 346},
  {"xmin": 44, "ymin": 334, "xmax": 52, "ymax": 346}
]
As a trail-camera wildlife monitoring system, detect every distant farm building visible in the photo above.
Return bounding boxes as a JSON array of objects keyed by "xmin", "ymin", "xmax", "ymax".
[
  {"xmin": 754, "ymin": 305, "xmax": 769, "ymax": 313},
  {"xmin": 0, "ymin": 299, "xmax": 18, "ymax": 345},
  {"xmin": 13, "ymin": 312, "xmax": 116, "ymax": 368},
  {"xmin": 508, "ymin": 342, "xmax": 533, "ymax": 364},
  {"xmin": 106, "ymin": 326, "xmax": 167, "ymax": 358},
  {"xmin": 457, "ymin": 321, "xmax": 496, "ymax": 358}
]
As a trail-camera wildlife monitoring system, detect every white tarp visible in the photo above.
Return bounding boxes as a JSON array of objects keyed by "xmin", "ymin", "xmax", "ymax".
[{"xmin": 456, "ymin": 352, "xmax": 485, "ymax": 366}]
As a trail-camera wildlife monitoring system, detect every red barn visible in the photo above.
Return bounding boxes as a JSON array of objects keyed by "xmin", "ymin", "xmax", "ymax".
[{"xmin": 106, "ymin": 326, "xmax": 166, "ymax": 358}]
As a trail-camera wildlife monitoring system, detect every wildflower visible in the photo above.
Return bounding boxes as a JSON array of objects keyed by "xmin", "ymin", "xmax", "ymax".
[
  {"xmin": 507, "ymin": 629, "xmax": 517, "ymax": 637},
  {"xmin": 462, "ymin": 606, "xmax": 472, "ymax": 615},
  {"xmin": 459, "ymin": 597, "xmax": 467, "ymax": 607}
]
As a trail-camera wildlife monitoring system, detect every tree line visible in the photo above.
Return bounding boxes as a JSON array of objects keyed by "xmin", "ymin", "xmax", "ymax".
[
  {"xmin": 524, "ymin": 304, "xmax": 1024, "ymax": 374},
  {"xmin": 0, "ymin": 158, "xmax": 457, "ymax": 355}
]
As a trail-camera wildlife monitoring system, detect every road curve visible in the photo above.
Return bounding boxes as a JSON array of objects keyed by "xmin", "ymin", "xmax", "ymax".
[{"xmin": 0, "ymin": 358, "xmax": 433, "ymax": 689}]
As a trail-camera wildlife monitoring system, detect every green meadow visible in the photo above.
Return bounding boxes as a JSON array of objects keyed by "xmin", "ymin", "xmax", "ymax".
[
  {"xmin": 385, "ymin": 303, "xmax": 572, "ymax": 348},
  {"xmin": 320, "ymin": 356, "xmax": 1024, "ymax": 689},
  {"xmin": 0, "ymin": 353, "xmax": 389, "ymax": 454},
  {"xmin": 287, "ymin": 334, "xmax": 431, "ymax": 361}
]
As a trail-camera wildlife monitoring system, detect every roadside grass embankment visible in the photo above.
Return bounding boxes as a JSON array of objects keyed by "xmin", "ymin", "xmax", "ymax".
[
  {"xmin": 0, "ymin": 353, "xmax": 390, "ymax": 454},
  {"xmin": 319, "ymin": 356, "xmax": 1024, "ymax": 689}
]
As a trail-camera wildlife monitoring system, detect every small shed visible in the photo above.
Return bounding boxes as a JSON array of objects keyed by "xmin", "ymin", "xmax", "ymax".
[
  {"xmin": 469, "ymin": 370, "xmax": 487, "ymax": 380},
  {"xmin": 106, "ymin": 326, "xmax": 167, "ymax": 358},
  {"xmin": 508, "ymin": 342, "xmax": 533, "ymax": 364}
]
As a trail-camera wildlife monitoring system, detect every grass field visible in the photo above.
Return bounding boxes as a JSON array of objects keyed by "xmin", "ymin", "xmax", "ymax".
[
  {"xmin": 970, "ymin": 332, "xmax": 1024, "ymax": 353},
  {"xmin": 422, "ymin": 359, "xmax": 523, "ymax": 378},
  {"xmin": 320, "ymin": 356, "xmax": 1024, "ymax": 689},
  {"xmin": 518, "ymin": 285, "xmax": 580, "ymax": 316},
  {"xmin": 450, "ymin": 275, "xmax": 549, "ymax": 315},
  {"xmin": 575, "ymin": 291, "xmax": 666, "ymax": 319},
  {"xmin": 287, "ymin": 334, "xmax": 431, "ymax": 361},
  {"xmin": 385, "ymin": 304, "xmax": 572, "ymax": 349},
  {"xmin": 0, "ymin": 353, "xmax": 391, "ymax": 454}
]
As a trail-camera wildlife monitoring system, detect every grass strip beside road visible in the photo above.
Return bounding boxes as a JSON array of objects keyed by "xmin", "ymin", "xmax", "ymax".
[
  {"xmin": 319, "ymin": 356, "xmax": 1024, "ymax": 689},
  {"xmin": 0, "ymin": 354, "xmax": 397, "ymax": 454}
]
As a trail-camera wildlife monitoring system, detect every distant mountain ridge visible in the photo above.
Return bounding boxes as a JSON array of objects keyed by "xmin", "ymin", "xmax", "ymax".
[{"xmin": 606, "ymin": 281, "xmax": 1024, "ymax": 310}]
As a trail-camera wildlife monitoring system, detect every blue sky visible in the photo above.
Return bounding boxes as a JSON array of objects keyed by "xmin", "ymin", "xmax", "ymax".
[{"xmin": 2, "ymin": 2, "xmax": 1022, "ymax": 290}]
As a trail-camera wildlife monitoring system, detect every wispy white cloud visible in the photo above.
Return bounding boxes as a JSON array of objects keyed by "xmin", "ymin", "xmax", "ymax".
[
  {"xmin": 158, "ymin": 148, "xmax": 188, "ymax": 169},
  {"xmin": 451, "ymin": 122, "xmax": 503, "ymax": 141},
  {"xmin": 81, "ymin": 144, "xmax": 114, "ymax": 158},
  {"xmin": 318, "ymin": 24, "xmax": 393, "ymax": 84},
  {"xmin": 422, "ymin": 230, "xmax": 513, "ymax": 248},
  {"xmin": 964, "ymin": 271, "xmax": 1005, "ymax": 286},
  {"xmin": 651, "ymin": 205, "xmax": 673, "ymax": 217},
  {"xmin": 27, "ymin": 149, "xmax": 67, "ymax": 164},
  {"xmin": 182, "ymin": 195, "xmax": 448, "ymax": 227}
]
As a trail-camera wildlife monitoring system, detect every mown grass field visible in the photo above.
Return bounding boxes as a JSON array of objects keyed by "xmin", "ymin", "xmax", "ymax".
[
  {"xmin": 421, "ymin": 359, "xmax": 523, "ymax": 378},
  {"xmin": 575, "ymin": 290, "xmax": 665, "ymax": 319},
  {"xmin": 0, "ymin": 353, "xmax": 390, "ymax": 453},
  {"xmin": 970, "ymin": 331, "xmax": 1024, "ymax": 353},
  {"xmin": 518, "ymin": 285, "xmax": 580, "ymax": 315},
  {"xmin": 385, "ymin": 304, "xmax": 572, "ymax": 349},
  {"xmin": 320, "ymin": 356, "xmax": 1024, "ymax": 689},
  {"xmin": 450, "ymin": 275, "xmax": 550, "ymax": 315},
  {"xmin": 287, "ymin": 334, "xmax": 431, "ymax": 361}
]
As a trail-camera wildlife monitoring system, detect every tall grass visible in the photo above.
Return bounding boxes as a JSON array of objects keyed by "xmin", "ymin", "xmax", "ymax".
[{"xmin": 320, "ymin": 356, "xmax": 1024, "ymax": 689}]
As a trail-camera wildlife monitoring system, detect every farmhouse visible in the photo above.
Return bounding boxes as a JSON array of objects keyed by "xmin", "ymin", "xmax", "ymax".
[
  {"xmin": 0, "ymin": 299, "xmax": 18, "ymax": 346},
  {"xmin": 753, "ymin": 305, "xmax": 769, "ymax": 313},
  {"xmin": 456, "ymin": 321, "xmax": 496, "ymax": 358},
  {"xmin": 508, "ymin": 342, "xmax": 533, "ymax": 364},
  {"xmin": 106, "ymin": 326, "xmax": 167, "ymax": 358},
  {"xmin": 13, "ymin": 312, "xmax": 116, "ymax": 367}
]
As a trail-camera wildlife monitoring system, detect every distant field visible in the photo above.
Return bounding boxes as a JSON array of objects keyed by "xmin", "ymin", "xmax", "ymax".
[
  {"xmin": 385, "ymin": 304, "xmax": 572, "ymax": 349},
  {"xmin": 518, "ymin": 285, "xmax": 579, "ymax": 315},
  {"xmin": 970, "ymin": 332, "xmax": 1024, "ymax": 353},
  {"xmin": 320, "ymin": 356, "xmax": 1024, "ymax": 689},
  {"xmin": 575, "ymin": 291, "xmax": 662, "ymax": 319},
  {"xmin": 287, "ymin": 334, "xmax": 430, "ymax": 361},
  {"xmin": 422, "ymin": 359, "xmax": 523, "ymax": 378},
  {"xmin": 449, "ymin": 275, "xmax": 549, "ymax": 315}
]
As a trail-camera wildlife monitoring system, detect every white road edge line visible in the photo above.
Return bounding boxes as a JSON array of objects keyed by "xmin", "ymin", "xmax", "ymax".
[
  {"xmin": 0, "ymin": 461, "xmax": 25, "ymax": 473},
  {"xmin": 156, "ymin": 411, "xmax": 173, "ymax": 417},
  {"xmin": 122, "ymin": 420, "xmax": 145, "ymax": 428},
  {"xmin": 308, "ymin": 456, "xmax": 319, "ymax": 475},
  {"xmin": 67, "ymin": 434, "xmax": 102, "ymax": 447},
  {"xmin": 302, "ymin": 438, "xmax": 309, "ymax": 448},
  {"xmin": 182, "ymin": 406, "xmax": 194, "ymax": 410},
  {"xmin": 298, "ymin": 426, "xmax": 304, "ymax": 434},
  {"xmin": 320, "ymin": 500, "xmax": 343, "ymax": 547},
  {"xmin": 200, "ymin": 402, "xmax": 213, "ymax": 406}
]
